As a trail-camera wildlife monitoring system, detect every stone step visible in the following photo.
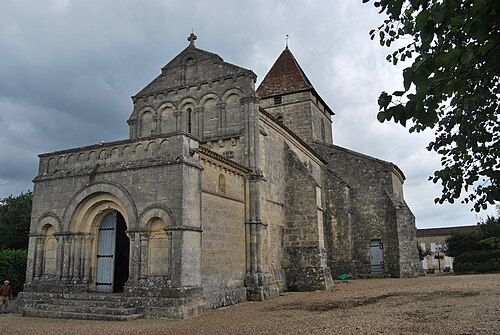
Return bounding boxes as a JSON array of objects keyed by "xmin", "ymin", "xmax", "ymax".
[
  {"xmin": 22, "ymin": 308, "xmax": 144, "ymax": 321},
  {"xmin": 51, "ymin": 298, "xmax": 135, "ymax": 309},
  {"xmin": 62, "ymin": 293, "xmax": 129, "ymax": 302},
  {"xmin": 33, "ymin": 303, "xmax": 138, "ymax": 316}
]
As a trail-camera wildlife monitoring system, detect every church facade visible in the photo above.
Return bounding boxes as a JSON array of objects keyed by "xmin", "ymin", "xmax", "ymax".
[{"xmin": 19, "ymin": 34, "xmax": 421, "ymax": 319}]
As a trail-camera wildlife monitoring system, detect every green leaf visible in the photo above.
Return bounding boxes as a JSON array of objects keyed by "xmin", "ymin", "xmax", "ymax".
[
  {"xmin": 403, "ymin": 68, "xmax": 413, "ymax": 91},
  {"xmin": 377, "ymin": 111, "xmax": 387, "ymax": 122},
  {"xmin": 416, "ymin": 10, "xmax": 430, "ymax": 31},
  {"xmin": 377, "ymin": 91, "xmax": 392, "ymax": 109}
]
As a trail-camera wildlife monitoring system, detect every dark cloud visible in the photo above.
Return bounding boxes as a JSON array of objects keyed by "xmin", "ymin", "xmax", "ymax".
[{"xmin": 0, "ymin": 0, "xmax": 494, "ymax": 226}]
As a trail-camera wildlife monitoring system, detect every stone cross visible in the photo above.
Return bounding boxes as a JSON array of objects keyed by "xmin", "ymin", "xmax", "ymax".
[{"xmin": 188, "ymin": 32, "xmax": 197, "ymax": 46}]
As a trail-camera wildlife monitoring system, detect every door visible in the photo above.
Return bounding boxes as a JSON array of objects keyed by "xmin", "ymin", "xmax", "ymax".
[
  {"xmin": 96, "ymin": 212, "xmax": 117, "ymax": 293},
  {"xmin": 370, "ymin": 239, "xmax": 384, "ymax": 273}
]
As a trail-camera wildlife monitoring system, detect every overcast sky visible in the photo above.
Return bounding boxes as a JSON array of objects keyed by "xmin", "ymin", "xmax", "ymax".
[{"xmin": 0, "ymin": 0, "xmax": 495, "ymax": 228}]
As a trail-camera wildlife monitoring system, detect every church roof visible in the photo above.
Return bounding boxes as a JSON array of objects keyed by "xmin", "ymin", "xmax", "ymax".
[
  {"xmin": 257, "ymin": 47, "xmax": 313, "ymax": 98},
  {"xmin": 257, "ymin": 47, "xmax": 334, "ymax": 115}
]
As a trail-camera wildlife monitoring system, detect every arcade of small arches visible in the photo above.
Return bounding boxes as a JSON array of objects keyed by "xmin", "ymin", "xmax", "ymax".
[
  {"xmin": 130, "ymin": 89, "xmax": 245, "ymax": 139},
  {"xmin": 28, "ymin": 190, "xmax": 176, "ymax": 293}
]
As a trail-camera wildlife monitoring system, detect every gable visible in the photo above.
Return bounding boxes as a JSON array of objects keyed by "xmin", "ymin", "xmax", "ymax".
[{"xmin": 135, "ymin": 45, "xmax": 255, "ymax": 98}]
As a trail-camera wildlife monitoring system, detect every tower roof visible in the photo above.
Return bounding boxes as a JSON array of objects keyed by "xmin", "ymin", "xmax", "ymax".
[
  {"xmin": 257, "ymin": 47, "xmax": 313, "ymax": 98},
  {"xmin": 257, "ymin": 47, "xmax": 334, "ymax": 115}
]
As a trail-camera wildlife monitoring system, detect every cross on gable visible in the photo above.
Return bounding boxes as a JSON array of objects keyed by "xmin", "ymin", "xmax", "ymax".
[{"xmin": 188, "ymin": 32, "xmax": 197, "ymax": 46}]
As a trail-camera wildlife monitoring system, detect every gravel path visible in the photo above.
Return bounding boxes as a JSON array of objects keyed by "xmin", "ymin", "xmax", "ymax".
[{"xmin": 1, "ymin": 273, "xmax": 499, "ymax": 335}]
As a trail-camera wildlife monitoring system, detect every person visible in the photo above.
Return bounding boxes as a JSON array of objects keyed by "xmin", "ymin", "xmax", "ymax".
[{"xmin": 0, "ymin": 280, "xmax": 13, "ymax": 313}]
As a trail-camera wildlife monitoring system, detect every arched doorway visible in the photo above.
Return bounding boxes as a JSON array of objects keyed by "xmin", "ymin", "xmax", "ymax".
[{"xmin": 95, "ymin": 211, "xmax": 130, "ymax": 293}]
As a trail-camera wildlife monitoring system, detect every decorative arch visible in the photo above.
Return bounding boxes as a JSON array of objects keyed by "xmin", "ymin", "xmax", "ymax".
[
  {"xmin": 223, "ymin": 89, "xmax": 243, "ymax": 134},
  {"xmin": 199, "ymin": 93, "xmax": 220, "ymax": 106},
  {"xmin": 41, "ymin": 224, "xmax": 57, "ymax": 275},
  {"xmin": 62, "ymin": 182, "xmax": 138, "ymax": 232},
  {"xmin": 221, "ymin": 88, "xmax": 243, "ymax": 103},
  {"xmin": 34, "ymin": 212, "xmax": 62, "ymax": 234},
  {"xmin": 138, "ymin": 107, "xmax": 157, "ymax": 138},
  {"xmin": 159, "ymin": 102, "xmax": 177, "ymax": 135},
  {"xmin": 178, "ymin": 98, "xmax": 198, "ymax": 134},
  {"xmin": 138, "ymin": 204, "xmax": 175, "ymax": 230},
  {"xmin": 178, "ymin": 97, "xmax": 198, "ymax": 111}
]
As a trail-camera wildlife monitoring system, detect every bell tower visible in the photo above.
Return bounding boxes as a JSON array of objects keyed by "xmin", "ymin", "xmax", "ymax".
[{"xmin": 257, "ymin": 46, "xmax": 334, "ymax": 146}]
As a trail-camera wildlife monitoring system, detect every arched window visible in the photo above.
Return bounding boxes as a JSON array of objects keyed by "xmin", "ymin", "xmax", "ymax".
[
  {"xmin": 187, "ymin": 108, "xmax": 192, "ymax": 133},
  {"xmin": 218, "ymin": 174, "xmax": 226, "ymax": 193},
  {"xmin": 277, "ymin": 115, "xmax": 284, "ymax": 125}
]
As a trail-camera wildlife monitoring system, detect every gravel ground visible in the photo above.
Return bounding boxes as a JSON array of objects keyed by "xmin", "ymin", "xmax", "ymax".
[{"xmin": 1, "ymin": 273, "xmax": 499, "ymax": 335}]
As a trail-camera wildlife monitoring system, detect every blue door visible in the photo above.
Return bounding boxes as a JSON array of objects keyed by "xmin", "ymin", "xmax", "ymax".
[{"xmin": 96, "ymin": 212, "xmax": 117, "ymax": 293}]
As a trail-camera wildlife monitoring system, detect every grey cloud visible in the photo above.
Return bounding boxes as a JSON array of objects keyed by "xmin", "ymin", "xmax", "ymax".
[{"xmin": 0, "ymin": 0, "xmax": 495, "ymax": 225}]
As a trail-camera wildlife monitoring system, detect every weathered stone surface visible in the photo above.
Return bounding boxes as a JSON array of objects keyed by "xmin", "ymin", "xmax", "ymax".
[{"xmin": 21, "ymin": 37, "xmax": 420, "ymax": 321}]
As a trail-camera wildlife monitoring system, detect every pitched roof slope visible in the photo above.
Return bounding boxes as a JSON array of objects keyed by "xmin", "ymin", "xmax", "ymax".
[{"xmin": 257, "ymin": 47, "xmax": 313, "ymax": 98}]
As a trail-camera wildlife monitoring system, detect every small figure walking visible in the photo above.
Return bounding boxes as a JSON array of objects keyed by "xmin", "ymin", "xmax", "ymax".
[{"xmin": 0, "ymin": 280, "xmax": 13, "ymax": 313}]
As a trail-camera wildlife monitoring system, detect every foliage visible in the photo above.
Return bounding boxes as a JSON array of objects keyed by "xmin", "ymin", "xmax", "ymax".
[
  {"xmin": 0, "ymin": 249, "xmax": 27, "ymax": 295},
  {"xmin": 364, "ymin": 0, "xmax": 500, "ymax": 212},
  {"xmin": 417, "ymin": 243, "xmax": 430, "ymax": 260},
  {"xmin": 446, "ymin": 215, "xmax": 500, "ymax": 273},
  {"xmin": 0, "ymin": 191, "xmax": 32, "ymax": 250}
]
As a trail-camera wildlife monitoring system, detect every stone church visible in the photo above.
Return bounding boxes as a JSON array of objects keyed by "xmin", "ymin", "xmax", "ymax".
[{"xmin": 19, "ymin": 34, "xmax": 421, "ymax": 319}]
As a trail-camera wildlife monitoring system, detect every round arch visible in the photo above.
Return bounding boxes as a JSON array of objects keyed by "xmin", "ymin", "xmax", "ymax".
[
  {"xmin": 34, "ymin": 212, "xmax": 62, "ymax": 234},
  {"xmin": 221, "ymin": 88, "xmax": 243, "ymax": 103},
  {"xmin": 62, "ymin": 182, "xmax": 138, "ymax": 232},
  {"xmin": 138, "ymin": 204, "xmax": 175, "ymax": 230}
]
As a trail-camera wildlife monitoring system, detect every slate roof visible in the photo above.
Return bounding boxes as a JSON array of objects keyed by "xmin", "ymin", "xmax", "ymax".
[{"xmin": 257, "ymin": 47, "xmax": 313, "ymax": 98}]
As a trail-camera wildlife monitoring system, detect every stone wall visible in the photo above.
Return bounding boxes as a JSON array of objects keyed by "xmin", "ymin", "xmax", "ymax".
[
  {"xmin": 259, "ymin": 91, "xmax": 333, "ymax": 146},
  {"xmin": 200, "ymin": 154, "xmax": 247, "ymax": 308},
  {"xmin": 283, "ymin": 144, "xmax": 333, "ymax": 291},
  {"xmin": 315, "ymin": 142, "xmax": 420, "ymax": 277},
  {"xmin": 25, "ymin": 133, "xmax": 205, "ymax": 308}
]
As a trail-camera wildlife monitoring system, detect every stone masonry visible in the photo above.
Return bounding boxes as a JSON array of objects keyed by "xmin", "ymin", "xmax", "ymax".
[{"xmin": 19, "ymin": 34, "xmax": 421, "ymax": 320}]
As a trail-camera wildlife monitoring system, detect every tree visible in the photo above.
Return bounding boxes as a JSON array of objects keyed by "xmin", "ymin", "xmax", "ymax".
[
  {"xmin": 0, "ymin": 191, "xmax": 33, "ymax": 250},
  {"xmin": 364, "ymin": 0, "xmax": 499, "ymax": 212},
  {"xmin": 446, "ymin": 215, "xmax": 500, "ymax": 273}
]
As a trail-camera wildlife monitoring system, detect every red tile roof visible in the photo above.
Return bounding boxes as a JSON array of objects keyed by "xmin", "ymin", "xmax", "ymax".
[{"xmin": 257, "ymin": 47, "xmax": 313, "ymax": 98}]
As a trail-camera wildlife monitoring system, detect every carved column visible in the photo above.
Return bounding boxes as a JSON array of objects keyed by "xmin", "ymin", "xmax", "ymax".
[
  {"xmin": 127, "ymin": 119, "xmax": 137, "ymax": 139},
  {"xmin": 83, "ymin": 235, "xmax": 94, "ymax": 283},
  {"xmin": 153, "ymin": 113, "xmax": 160, "ymax": 135},
  {"xmin": 73, "ymin": 235, "xmax": 83, "ymax": 281},
  {"xmin": 55, "ymin": 235, "xmax": 64, "ymax": 280},
  {"xmin": 194, "ymin": 107, "xmax": 203, "ymax": 137},
  {"xmin": 173, "ymin": 110, "xmax": 182, "ymax": 132},
  {"xmin": 69, "ymin": 236, "xmax": 75, "ymax": 279},
  {"xmin": 126, "ymin": 231, "xmax": 140, "ymax": 283},
  {"xmin": 34, "ymin": 237, "xmax": 44, "ymax": 278},
  {"xmin": 139, "ymin": 231, "xmax": 149, "ymax": 279},
  {"xmin": 155, "ymin": 113, "xmax": 162, "ymax": 134},
  {"xmin": 62, "ymin": 235, "xmax": 72, "ymax": 281},
  {"xmin": 217, "ymin": 102, "xmax": 226, "ymax": 135}
]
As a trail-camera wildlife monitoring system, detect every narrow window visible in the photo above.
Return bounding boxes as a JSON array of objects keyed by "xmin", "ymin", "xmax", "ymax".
[
  {"xmin": 321, "ymin": 119, "xmax": 326, "ymax": 141},
  {"xmin": 274, "ymin": 96, "xmax": 282, "ymax": 105},
  {"xmin": 218, "ymin": 174, "xmax": 226, "ymax": 193},
  {"xmin": 277, "ymin": 115, "xmax": 284, "ymax": 124},
  {"xmin": 187, "ymin": 108, "xmax": 192, "ymax": 133}
]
